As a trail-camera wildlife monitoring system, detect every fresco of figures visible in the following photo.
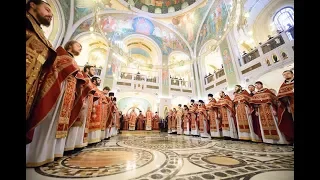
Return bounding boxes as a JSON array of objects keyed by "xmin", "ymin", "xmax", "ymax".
[
  {"xmin": 71, "ymin": 14, "xmax": 190, "ymax": 56},
  {"xmin": 196, "ymin": 0, "xmax": 232, "ymax": 53}
]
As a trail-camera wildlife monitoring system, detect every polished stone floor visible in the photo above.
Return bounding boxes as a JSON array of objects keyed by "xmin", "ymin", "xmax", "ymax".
[{"xmin": 26, "ymin": 133, "xmax": 294, "ymax": 180}]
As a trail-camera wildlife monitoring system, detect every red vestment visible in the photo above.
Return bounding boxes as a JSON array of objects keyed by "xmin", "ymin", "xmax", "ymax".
[
  {"xmin": 233, "ymin": 90, "xmax": 251, "ymax": 133},
  {"xmin": 217, "ymin": 95, "xmax": 236, "ymax": 131},
  {"xmin": 183, "ymin": 110, "xmax": 191, "ymax": 131},
  {"xmin": 26, "ymin": 47, "xmax": 81, "ymax": 144},
  {"xmin": 206, "ymin": 99, "xmax": 219, "ymax": 132},
  {"xmin": 197, "ymin": 104, "xmax": 209, "ymax": 133},
  {"xmin": 137, "ymin": 114, "xmax": 145, "ymax": 130},
  {"xmin": 189, "ymin": 104, "xmax": 198, "ymax": 130},
  {"xmin": 277, "ymin": 81, "xmax": 294, "ymax": 142},
  {"xmin": 152, "ymin": 114, "xmax": 160, "ymax": 130},
  {"xmin": 250, "ymin": 88, "xmax": 280, "ymax": 140}
]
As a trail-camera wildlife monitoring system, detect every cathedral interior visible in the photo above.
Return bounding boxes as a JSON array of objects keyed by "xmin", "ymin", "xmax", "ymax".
[{"xmin": 26, "ymin": 0, "xmax": 294, "ymax": 179}]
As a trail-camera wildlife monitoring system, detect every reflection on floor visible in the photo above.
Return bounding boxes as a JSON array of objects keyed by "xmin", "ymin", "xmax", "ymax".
[{"xmin": 26, "ymin": 133, "xmax": 294, "ymax": 180}]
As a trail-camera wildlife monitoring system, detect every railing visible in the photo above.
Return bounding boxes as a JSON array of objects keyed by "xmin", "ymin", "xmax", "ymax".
[
  {"xmin": 120, "ymin": 72, "xmax": 159, "ymax": 83},
  {"xmin": 238, "ymin": 28, "xmax": 294, "ymax": 78},
  {"xmin": 169, "ymin": 78, "xmax": 192, "ymax": 88},
  {"xmin": 204, "ymin": 68, "xmax": 225, "ymax": 85}
]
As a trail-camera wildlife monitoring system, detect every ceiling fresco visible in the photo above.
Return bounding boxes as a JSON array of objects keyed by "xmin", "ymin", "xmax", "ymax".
[
  {"xmin": 71, "ymin": 14, "xmax": 190, "ymax": 56},
  {"xmin": 123, "ymin": 0, "xmax": 198, "ymax": 14},
  {"xmin": 196, "ymin": 0, "xmax": 233, "ymax": 53},
  {"xmin": 66, "ymin": 0, "xmax": 238, "ymax": 59}
]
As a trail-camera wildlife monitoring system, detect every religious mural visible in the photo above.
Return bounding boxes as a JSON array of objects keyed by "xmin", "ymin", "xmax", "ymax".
[
  {"xmin": 169, "ymin": 1, "xmax": 210, "ymax": 49},
  {"xmin": 117, "ymin": 97, "xmax": 152, "ymax": 115},
  {"xmin": 219, "ymin": 38, "xmax": 237, "ymax": 88},
  {"xmin": 71, "ymin": 14, "xmax": 189, "ymax": 56},
  {"xmin": 58, "ymin": 0, "xmax": 71, "ymax": 29},
  {"xmin": 197, "ymin": 0, "xmax": 232, "ymax": 53},
  {"xmin": 124, "ymin": 0, "xmax": 197, "ymax": 14},
  {"xmin": 73, "ymin": 0, "xmax": 115, "ymax": 23}
]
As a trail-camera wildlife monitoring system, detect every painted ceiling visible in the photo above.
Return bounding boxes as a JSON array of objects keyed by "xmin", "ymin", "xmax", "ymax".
[{"xmin": 58, "ymin": 0, "xmax": 238, "ymax": 59}]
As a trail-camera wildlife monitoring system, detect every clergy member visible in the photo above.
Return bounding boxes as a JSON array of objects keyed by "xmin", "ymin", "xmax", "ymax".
[{"xmin": 26, "ymin": 40, "xmax": 82, "ymax": 167}]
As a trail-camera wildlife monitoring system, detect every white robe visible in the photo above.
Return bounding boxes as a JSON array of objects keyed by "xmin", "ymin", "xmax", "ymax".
[
  {"xmin": 209, "ymin": 111, "xmax": 222, "ymax": 137},
  {"xmin": 235, "ymin": 104, "xmax": 261, "ymax": 142},
  {"xmin": 65, "ymin": 97, "xmax": 89, "ymax": 151},
  {"xmin": 176, "ymin": 116, "xmax": 183, "ymax": 134},
  {"xmin": 26, "ymin": 82, "xmax": 67, "ymax": 167},
  {"xmin": 200, "ymin": 119, "xmax": 211, "ymax": 138},
  {"xmin": 258, "ymin": 105, "xmax": 288, "ymax": 144},
  {"xmin": 221, "ymin": 108, "xmax": 238, "ymax": 139},
  {"xmin": 88, "ymin": 100, "xmax": 101, "ymax": 144},
  {"xmin": 184, "ymin": 120, "xmax": 191, "ymax": 135}
]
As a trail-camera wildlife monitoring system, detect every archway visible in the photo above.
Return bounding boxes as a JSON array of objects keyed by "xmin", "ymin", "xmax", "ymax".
[
  {"xmin": 74, "ymin": 32, "xmax": 109, "ymax": 67},
  {"xmin": 116, "ymin": 92, "xmax": 157, "ymax": 115},
  {"xmin": 168, "ymin": 51, "xmax": 192, "ymax": 88}
]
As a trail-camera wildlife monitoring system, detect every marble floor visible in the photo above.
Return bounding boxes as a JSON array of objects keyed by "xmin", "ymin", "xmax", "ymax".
[{"xmin": 26, "ymin": 133, "xmax": 294, "ymax": 180}]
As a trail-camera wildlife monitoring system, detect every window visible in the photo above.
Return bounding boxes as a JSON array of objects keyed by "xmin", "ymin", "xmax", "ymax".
[
  {"xmin": 273, "ymin": 7, "xmax": 294, "ymax": 40},
  {"xmin": 273, "ymin": 7, "xmax": 294, "ymax": 31}
]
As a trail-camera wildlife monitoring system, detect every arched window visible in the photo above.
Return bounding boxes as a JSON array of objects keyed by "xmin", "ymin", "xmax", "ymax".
[{"xmin": 273, "ymin": 7, "xmax": 294, "ymax": 31}]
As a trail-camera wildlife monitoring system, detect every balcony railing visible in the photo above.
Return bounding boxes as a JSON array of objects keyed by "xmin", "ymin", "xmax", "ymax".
[
  {"xmin": 238, "ymin": 28, "xmax": 294, "ymax": 77},
  {"xmin": 120, "ymin": 72, "xmax": 159, "ymax": 83},
  {"xmin": 204, "ymin": 68, "xmax": 225, "ymax": 85}
]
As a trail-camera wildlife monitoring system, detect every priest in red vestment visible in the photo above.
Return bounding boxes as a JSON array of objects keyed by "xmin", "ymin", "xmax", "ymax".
[
  {"xmin": 123, "ymin": 113, "xmax": 129, "ymax": 130},
  {"xmin": 64, "ymin": 71, "xmax": 96, "ymax": 151},
  {"xmin": 26, "ymin": 1, "xmax": 56, "ymax": 121},
  {"xmin": 87, "ymin": 77, "xmax": 104, "ymax": 144},
  {"xmin": 171, "ymin": 108, "xmax": 177, "ymax": 133},
  {"xmin": 189, "ymin": 99, "xmax": 199, "ymax": 136},
  {"xmin": 129, "ymin": 108, "xmax": 137, "ymax": 130},
  {"xmin": 217, "ymin": 91, "xmax": 238, "ymax": 139},
  {"xmin": 145, "ymin": 107, "xmax": 153, "ymax": 130},
  {"xmin": 176, "ymin": 104, "xmax": 183, "ymax": 134},
  {"xmin": 197, "ymin": 100, "xmax": 210, "ymax": 138},
  {"xmin": 250, "ymin": 81, "xmax": 289, "ymax": 144},
  {"xmin": 136, "ymin": 111, "xmax": 145, "ymax": 130},
  {"xmin": 152, "ymin": 112, "xmax": 160, "ymax": 130},
  {"xmin": 183, "ymin": 105, "xmax": 191, "ymax": 135},
  {"xmin": 233, "ymin": 85, "xmax": 261, "ymax": 142},
  {"xmin": 26, "ymin": 40, "xmax": 83, "ymax": 167},
  {"xmin": 206, "ymin": 94, "xmax": 221, "ymax": 138},
  {"xmin": 277, "ymin": 70, "xmax": 294, "ymax": 143}
]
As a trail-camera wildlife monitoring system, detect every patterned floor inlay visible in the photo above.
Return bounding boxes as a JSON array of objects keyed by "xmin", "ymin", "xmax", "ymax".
[
  {"xmin": 123, "ymin": 136, "xmax": 212, "ymax": 150},
  {"xmin": 29, "ymin": 133, "xmax": 293, "ymax": 180},
  {"xmin": 35, "ymin": 148, "xmax": 153, "ymax": 178}
]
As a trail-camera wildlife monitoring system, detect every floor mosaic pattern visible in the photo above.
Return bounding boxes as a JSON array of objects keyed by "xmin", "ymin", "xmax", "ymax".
[{"xmin": 26, "ymin": 133, "xmax": 294, "ymax": 180}]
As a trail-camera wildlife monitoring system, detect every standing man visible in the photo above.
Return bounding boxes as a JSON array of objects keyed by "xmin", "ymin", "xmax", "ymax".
[
  {"xmin": 234, "ymin": 85, "xmax": 261, "ymax": 142},
  {"xmin": 189, "ymin": 100, "xmax": 199, "ymax": 136},
  {"xmin": 250, "ymin": 81, "xmax": 288, "ymax": 144},
  {"xmin": 26, "ymin": 40, "xmax": 82, "ymax": 167},
  {"xmin": 198, "ymin": 100, "xmax": 210, "ymax": 138},
  {"xmin": 217, "ymin": 91, "xmax": 238, "ymax": 139},
  {"xmin": 176, "ymin": 104, "xmax": 183, "ymax": 135},
  {"xmin": 64, "ymin": 41, "xmax": 97, "ymax": 151},
  {"xmin": 183, "ymin": 105, "xmax": 191, "ymax": 135},
  {"xmin": 248, "ymin": 85, "xmax": 256, "ymax": 96},
  {"xmin": 206, "ymin": 94, "xmax": 221, "ymax": 138},
  {"xmin": 88, "ymin": 77, "xmax": 103, "ymax": 144},
  {"xmin": 83, "ymin": 65, "xmax": 95, "ymax": 78},
  {"xmin": 145, "ymin": 107, "xmax": 153, "ymax": 130},
  {"xmin": 136, "ymin": 111, "xmax": 145, "ymax": 130},
  {"xmin": 26, "ymin": 0, "xmax": 56, "ymax": 120},
  {"xmin": 152, "ymin": 112, "xmax": 160, "ymax": 130},
  {"xmin": 129, "ymin": 108, "xmax": 137, "ymax": 131},
  {"xmin": 277, "ymin": 70, "xmax": 294, "ymax": 143}
]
